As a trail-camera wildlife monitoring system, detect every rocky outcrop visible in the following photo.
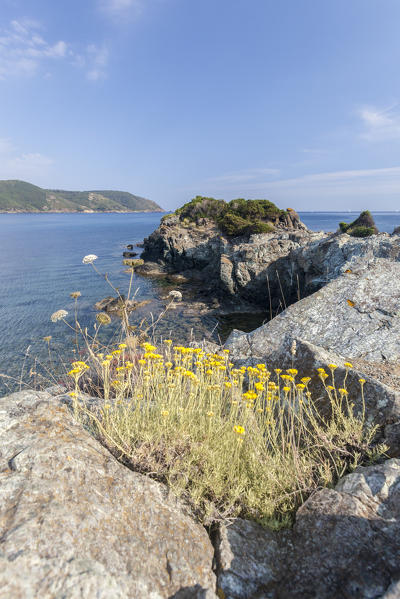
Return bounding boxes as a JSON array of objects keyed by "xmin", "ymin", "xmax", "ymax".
[
  {"xmin": 140, "ymin": 214, "xmax": 323, "ymax": 309},
  {"xmin": 215, "ymin": 459, "xmax": 400, "ymax": 599},
  {"xmin": 140, "ymin": 209, "xmax": 400, "ymax": 314},
  {"xmin": 226, "ymin": 258, "xmax": 400, "ymax": 363},
  {"xmin": 0, "ymin": 390, "xmax": 216, "ymax": 599}
]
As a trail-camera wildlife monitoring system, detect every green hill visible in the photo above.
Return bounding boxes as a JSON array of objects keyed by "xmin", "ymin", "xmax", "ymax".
[{"xmin": 0, "ymin": 180, "xmax": 163, "ymax": 213}]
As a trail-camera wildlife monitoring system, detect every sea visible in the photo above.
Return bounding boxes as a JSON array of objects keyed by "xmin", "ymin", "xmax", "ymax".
[{"xmin": 0, "ymin": 211, "xmax": 399, "ymax": 395}]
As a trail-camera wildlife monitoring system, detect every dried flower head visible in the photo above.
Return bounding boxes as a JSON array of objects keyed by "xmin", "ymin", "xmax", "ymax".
[
  {"xmin": 82, "ymin": 254, "xmax": 98, "ymax": 264},
  {"xmin": 291, "ymin": 339, "xmax": 297, "ymax": 357},
  {"xmin": 96, "ymin": 312, "xmax": 111, "ymax": 325},
  {"xmin": 123, "ymin": 258, "xmax": 144, "ymax": 268},
  {"xmin": 43, "ymin": 336, "xmax": 52, "ymax": 342},
  {"xmin": 50, "ymin": 309, "xmax": 68, "ymax": 322},
  {"xmin": 70, "ymin": 291, "xmax": 81, "ymax": 299}
]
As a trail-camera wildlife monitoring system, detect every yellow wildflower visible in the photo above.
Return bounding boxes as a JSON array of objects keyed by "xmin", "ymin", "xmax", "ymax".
[{"xmin": 233, "ymin": 425, "xmax": 245, "ymax": 435}]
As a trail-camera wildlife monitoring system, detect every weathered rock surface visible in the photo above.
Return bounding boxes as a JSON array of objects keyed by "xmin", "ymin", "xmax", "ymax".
[
  {"xmin": 215, "ymin": 459, "xmax": 400, "ymax": 599},
  {"xmin": 140, "ymin": 215, "xmax": 323, "ymax": 309},
  {"xmin": 291, "ymin": 231, "xmax": 400, "ymax": 298},
  {"xmin": 140, "ymin": 211, "xmax": 400, "ymax": 314},
  {"xmin": 0, "ymin": 390, "xmax": 216, "ymax": 599},
  {"xmin": 226, "ymin": 259, "xmax": 400, "ymax": 363}
]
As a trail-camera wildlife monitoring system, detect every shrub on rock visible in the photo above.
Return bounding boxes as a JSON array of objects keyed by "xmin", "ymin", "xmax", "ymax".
[{"xmin": 339, "ymin": 210, "xmax": 378, "ymax": 237}]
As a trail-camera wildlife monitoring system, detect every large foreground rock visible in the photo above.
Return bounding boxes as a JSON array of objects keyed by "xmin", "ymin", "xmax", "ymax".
[
  {"xmin": 0, "ymin": 391, "xmax": 216, "ymax": 598},
  {"xmin": 215, "ymin": 459, "xmax": 400, "ymax": 599}
]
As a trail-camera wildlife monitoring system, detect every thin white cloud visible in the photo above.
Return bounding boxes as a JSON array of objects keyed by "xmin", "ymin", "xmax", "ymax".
[
  {"xmin": 358, "ymin": 105, "xmax": 400, "ymax": 141},
  {"xmin": 188, "ymin": 166, "xmax": 400, "ymax": 209},
  {"xmin": 86, "ymin": 44, "xmax": 109, "ymax": 81},
  {"xmin": 204, "ymin": 168, "xmax": 280, "ymax": 189},
  {"xmin": 0, "ymin": 138, "xmax": 53, "ymax": 182},
  {"xmin": 100, "ymin": 0, "xmax": 143, "ymax": 17},
  {"xmin": 0, "ymin": 19, "xmax": 68, "ymax": 79},
  {"xmin": 0, "ymin": 19, "xmax": 109, "ymax": 82}
]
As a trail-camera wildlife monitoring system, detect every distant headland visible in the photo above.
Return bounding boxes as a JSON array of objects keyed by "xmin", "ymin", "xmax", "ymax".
[{"xmin": 0, "ymin": 180, "xmax": 164, "ymax": 213}]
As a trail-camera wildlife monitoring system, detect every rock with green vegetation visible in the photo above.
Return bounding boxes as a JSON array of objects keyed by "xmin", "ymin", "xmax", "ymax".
[
  {"xmin": 0, "ymin": 390, "xmax": 216, "ymax": 599},
  {"xmin": 172, "ymin": 195, "xmax": 303, "ymax": 237},
  {"xmin": 339, "ymin": 210, "xmax": 378, "ymax": 237},
  {"xmin": 215, "ymin": 459, "xmax": 400, "ymax": 599},
  {"xmin": 0, "ymin": 179, "xmax": 163, "ymax": 212},
  {"xmin": 140, "ymin": 196, "xmax": 316, "ymax": 310}
]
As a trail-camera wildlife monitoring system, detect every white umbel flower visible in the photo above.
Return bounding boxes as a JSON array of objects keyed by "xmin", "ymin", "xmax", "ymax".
[
  {"xmin": 168, "ymin": 290, "xmax": 182, "ymax": 301},
  {"xmin": 51, "ymin": 309, "xmax": 68, "ymax": 322},
  {"xmin": 82, "ymin": 254, "xmax": 98, "ymax": 264}
]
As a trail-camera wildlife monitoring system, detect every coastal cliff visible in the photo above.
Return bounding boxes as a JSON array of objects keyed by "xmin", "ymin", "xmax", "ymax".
[{"xmin": 140, "ymin": 197, "xmax": 321, "ymax": 311}]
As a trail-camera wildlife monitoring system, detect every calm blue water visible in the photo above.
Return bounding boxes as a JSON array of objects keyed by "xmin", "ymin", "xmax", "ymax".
[
  {"xmin": 1, "ymin": 211, "xmax": 399, "ymax": 395},
  {"xmin": 0, "ymin": 213, "xmax": 216, "ymax": 395},
  {"xmin": 299, "ymin": 211, "xmax": 400, "ymax": 233}
]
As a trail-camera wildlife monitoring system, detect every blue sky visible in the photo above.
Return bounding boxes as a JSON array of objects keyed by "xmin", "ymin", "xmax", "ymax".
[{"xmin": 1, "ymin": 0, "xmax": 400, "ymax": 210}]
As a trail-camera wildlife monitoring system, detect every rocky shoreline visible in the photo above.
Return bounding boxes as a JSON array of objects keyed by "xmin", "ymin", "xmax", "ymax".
[
  {"xmin": 1, "ymin": 389, "xmax": 400, "ymax": 598},
  {"xmin": 3, "ymin": 204, "xmax": 400, "ymax": 597}
]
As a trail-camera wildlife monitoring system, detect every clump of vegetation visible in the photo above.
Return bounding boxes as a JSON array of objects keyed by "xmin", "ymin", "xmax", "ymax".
[
  {"xmin": 339, "ymin": 211, "xmax": 378, "ymax": 238},
  {"xmin": 68, "ymin": 339, "xmax": 383, "ymax": 526},
  {"xmin": 171, "ymin": 195, "xmax": 287, "ymax": 237},
  {"xmin": 40, "ymin": 255, "xmax": 384, "ymax": 527}
]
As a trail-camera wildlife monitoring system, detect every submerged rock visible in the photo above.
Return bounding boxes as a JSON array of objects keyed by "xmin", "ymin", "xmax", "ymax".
[
  {"xmin": 94, "ymin": 296, "xmax": 150, "ymax": 314},
  {"xmin": 0, "ymin": 390, "xmax": 217, "ymax": 598}
]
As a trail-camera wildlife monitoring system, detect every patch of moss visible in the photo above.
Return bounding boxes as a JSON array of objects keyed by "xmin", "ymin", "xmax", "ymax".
[{"xmin": 173, "ymin": 195, "xmax": 288, "ymax": 237}]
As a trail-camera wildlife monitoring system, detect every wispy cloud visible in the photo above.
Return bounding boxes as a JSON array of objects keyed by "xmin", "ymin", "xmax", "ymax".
[
  {"xmin": 99, "ymin": 0, "xmax": 144, "ymax": 18},
  {"xmin": 0, "ymin": 19, "xmax": 110, "ymax": 82},
  {"xmin": 86, "ymin": 44, "xmax": 109, "ymax": 81},
  {"xmin": 0, "ymin": 137, "xmax": 53, "ymax": 182},
  {"xmin": 0, "ymin": 19, "xmax": 68, "ymax": 79},
  {"xmin": 358, "ymin": 104, "xmax": 400, "ymax": 141},
  {"xmin": 188, "ymin": 166, "xmax": 400, "ymax": 208},
  {"xmin": 203, "ymin": 168, "xmax": 280, "ymax": 189}
]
